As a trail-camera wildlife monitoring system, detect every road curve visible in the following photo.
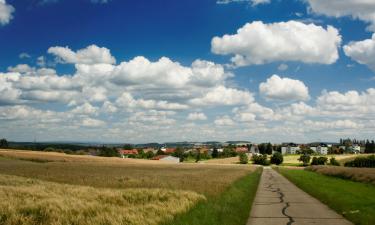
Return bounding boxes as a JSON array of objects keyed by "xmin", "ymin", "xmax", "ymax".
[{"xmin": 247, "ymin": 167, "xmax": 353, "ymax": 225}]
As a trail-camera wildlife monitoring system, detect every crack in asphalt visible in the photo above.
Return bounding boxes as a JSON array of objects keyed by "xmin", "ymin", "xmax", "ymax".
[{"xmin": 264, "ymin": 170, "xmax": 295, "ymax": 225}]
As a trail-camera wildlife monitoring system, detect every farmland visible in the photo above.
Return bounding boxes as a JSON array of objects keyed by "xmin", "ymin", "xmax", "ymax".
[{"xmin": 0, "ymin": 150, "xmax": 259, "ymax": 225}]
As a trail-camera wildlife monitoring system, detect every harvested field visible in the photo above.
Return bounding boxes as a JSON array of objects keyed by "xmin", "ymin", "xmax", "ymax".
[
  {"xmin": 201, "ymin": 157, "xmax": 239, "ymax": 164},
  {"xmin": 306, "ymin": 165, "xmax": 375, "ymax": 185},
  {"xmin": 0, "ymin": 174, "xmax": 204, "ymax": 225},
  {"xmin": 0, "ymin": 149, "xmax": 168, "ymax": 164}
]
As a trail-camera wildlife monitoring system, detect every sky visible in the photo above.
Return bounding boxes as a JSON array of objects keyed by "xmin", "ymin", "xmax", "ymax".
[{"xmin": 1, "ymin": 0, "xmax": 375, "ymax": 143}]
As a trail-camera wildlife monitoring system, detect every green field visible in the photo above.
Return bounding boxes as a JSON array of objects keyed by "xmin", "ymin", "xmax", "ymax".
[
  {"xmin": 278, "ymin": 168, "xmax": 375, "ymax": 225},
  {"xmin": 0, "ymin": 151, "xmax": 260, "ymax": 225}
]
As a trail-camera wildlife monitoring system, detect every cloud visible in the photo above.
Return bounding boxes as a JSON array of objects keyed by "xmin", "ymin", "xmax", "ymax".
[
  {"xmin": 259, "ymin": 75, "xmax": 310, "ymax": 101},
  {"xmin": 48, "ymin": 45, "xmax": 116, "ymax": 65},
  {"xmin": 19, "ymin": 53, "xmax": 31, "ymax": 59},
  {"xmin": 216, "ymin": 0, "xmax": 270, "ymax": 6},
  {"xmin": 81, "ymin": 118, "xmax": 106, "ymax": 127},
  {"xmin": 0, "ymin": 0, "xmax": 14, "ymax": 26},
  {"xmin": 187, "ymin": 112, "xmax": 207, "ymax": 121},
  {"xmin": 116, "ymin": 92, "xmax": 189, "ymax": 110},
  {"xmin": 343, "ymin": 34, "xmax": 375, "ymax": 72},
  {"xmin": 277, "ymin": 63, "xmax": 288, "ymax": 71},
  {"xmin": 306, "ymin": 0, "xmax": 375, "ymax": 31},
  {"xmin": 190, "ymin": 85, "xmax": 254, "ymax": 106},
  {"xmin": 214, "ymin": 115, "xmax": 235, "ymax": 126},
  {"xmin": 211, "ymin": 20, "xmax": 341, "ymax": 67},
  {"xmin": 317, "ymin": 89, "xmax": 375, "ymax": 113}
]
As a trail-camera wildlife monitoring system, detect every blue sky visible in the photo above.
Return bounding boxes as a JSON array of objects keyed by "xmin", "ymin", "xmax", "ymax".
[{"xmin": 1, "ymin": 0, "xmax": 375, "ymax": 143}]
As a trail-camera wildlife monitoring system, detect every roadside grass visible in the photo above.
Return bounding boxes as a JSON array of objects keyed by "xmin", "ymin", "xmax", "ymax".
[
  {"xmin": 306, "ymin": 166, "xmax": 375, "ymax": 185},
  {"xmin": 277, "ymin": 168, "xmax": 375, "ymax": 225},
  {"xmin": 0, "ymin": 174, "xmax": 204, "ymax": 225},
  {"xmin": 163, "ymin": 168, "xmax": 262, "ymax": 225}
]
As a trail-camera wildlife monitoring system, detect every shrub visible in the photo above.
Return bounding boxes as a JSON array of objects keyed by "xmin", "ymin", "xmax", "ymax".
[
  {"xmin": 298, "ymin": 154, "xmax": 311, "ymax": 166},
  {"xmin": 311, "ymin": 156, "xmax": 328, "ymax": 165},
  {"xmin": 270, "ymin": 152, "xmax": 283, "ymax": 165},
  {"xmin": 239, "ymin": 153, "xmax": 249, "ymax": 164},
  {"xmin": 329, "ymin": 157, "xmax": 340, "ymax": 166},
  {"xmin": 252, "ymin": 154, "xmax": 270, "ymax": 165},
  {"xmin": 344, "ymin": 155, "xmax": 375, "ymax": 168}
]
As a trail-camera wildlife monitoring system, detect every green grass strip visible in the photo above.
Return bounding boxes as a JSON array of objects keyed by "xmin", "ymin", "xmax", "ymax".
[
  {"xmin": 163, "ymin": 168, "xmax": 262, "ymax": 225},
  {"xmin": 277, "ymin": 168, "xmax": 375, "ymax": 225}
]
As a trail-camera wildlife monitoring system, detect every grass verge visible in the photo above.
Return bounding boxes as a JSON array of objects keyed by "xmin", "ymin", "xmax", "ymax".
[
  {"xmin": 277, "ymin": 168, "xmax": 375, "ymax": 225},
  {"xmin": 163, "ymin": 168, "xmax": 262, "ymax": 225},
  {"xmin": 306, "ymin": 166, "xmax": 375, "ymax": 185}
]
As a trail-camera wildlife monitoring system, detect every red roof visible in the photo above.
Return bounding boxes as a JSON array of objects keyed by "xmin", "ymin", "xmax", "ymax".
[
  {"xmin": 118, "ymin": 149, "xmax": 138, "ymax": 155},
  {"xmin": 235, "ymin": 147, "xmax": 248, "ymax": 153},
  {"xmin": 165, "ymin": 148, "xmax": 176, "ymax": 154},
  {"xmin": 152, "ymin": 155, "xmax": 168, "ymax": 160}
]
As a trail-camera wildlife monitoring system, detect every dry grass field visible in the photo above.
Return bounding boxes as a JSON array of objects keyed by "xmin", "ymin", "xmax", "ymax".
[
  {"xmin": 0, "ymin": 150, "xmax": 258, "ymax": 225},
  {"xmin": 201, "ymin": 157, "xmax": 240, "ymax": 164},
  {"xmin": 306, "ymin": 165, "xmax": 375, "ymax": 185},
  {"xmin": 0, "ymin": 174, "xmax": 204, "ymax": 225},
  {"xmin": 282, "ymin": 154, "xmax": 371, "ymax": 165},
  {"xmin": 0, "ymin": 151, "xmax": 255, "ymax": 196}
]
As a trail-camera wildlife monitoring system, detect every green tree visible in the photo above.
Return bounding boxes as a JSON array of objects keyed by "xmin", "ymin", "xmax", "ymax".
[
  {"xmin": 212, "ymin": 148, "xmax": 219, "ymax": 158},
  {"xmin": 298, "ymin": 154, "xmax": 311, "ymax": 166},
  {"xmin": 123, "ymin": 144, "xmax": 133, "ymax": 150},
  {"xmin": 270, "ymin": 152, "xmax": 283, "ymax": 165},
  {"xmin": 195, "ymin": 149, "xmax": 201, "ymax": 163},
  {"xmin": 239, "ymin": 153, "xmax": 248, "ymax": 164},
  {"xmin": 172, "ymin": 147, "xmax": 185, "ymax": 162},
  {"xmin": 266, "ymin": 143, "xmax": 273, "ymax": 155},
  {"xmin": 0, "ymin": 138, "xmax": 9, "ymax": 148},
  {"xmin": 145, "ymin": 151, "xmax": 155, "ymax": 159},
  {"xmin": 99, "ymin": 146, "xmax": 119, "ymax": 157}
]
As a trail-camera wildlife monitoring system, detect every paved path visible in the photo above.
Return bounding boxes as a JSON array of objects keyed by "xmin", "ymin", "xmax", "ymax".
[{"xmin": 247, "ymin": 167, "xmax": 353, "ymax": 225}]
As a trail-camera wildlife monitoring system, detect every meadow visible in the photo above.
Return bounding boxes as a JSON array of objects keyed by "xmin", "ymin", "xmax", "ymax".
[
  {"xmin": 277, "ymin": 167, "xmax": 375, "ymax": 225},
  {"xmin": 0, "ymin": 150, "xmax": 259, "ymax": 225},
  {"xmin": 280, "ymin": 154, "xmax": 363, "ymax": 166}
]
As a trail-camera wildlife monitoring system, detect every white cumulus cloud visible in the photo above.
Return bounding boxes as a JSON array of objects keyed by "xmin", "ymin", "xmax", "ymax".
[
  {"xmin": 0, "ymin": 0, "xmax": 14, "ymax": 26},
  {"xmin": 48, "ymin": 45, "xmax": 116, "ymax": 65},
  {"xmin": 344, "ymin": 34, "xmax": 375, "ymax": 72},
  {"xmin": 259, "ymin": 75, "xmax": 310, "ymax": 101},
  {"xmin": 187, "ymin": 112, "xmax": 207, "ymax": 121},
  {"xmin": 306, "ymin": 0, "xmax": 375, "ymax": 31},
  {"xmin": 211, "ymin": 21, "xmax": 341, "ymax": 67}
]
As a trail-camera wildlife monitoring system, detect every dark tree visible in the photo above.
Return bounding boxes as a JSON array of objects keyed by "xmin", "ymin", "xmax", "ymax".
[
  {"xmin": 123, "ymin": 144, "xmax": 134, "ymax": 150},
  {"xmin": 266, "ymin": 143, "xmax": 273, "ymax": 155},
  {"xmin": 212, "ymin": 148, "xmax": 219, "ymax": 158},
  {"xmin": 172, "ymin": 147, "xmax": 185, "ymax": 162},
  {"xmin": 0, "ymin": 139, "xmax": 9, "ymax": 148}
]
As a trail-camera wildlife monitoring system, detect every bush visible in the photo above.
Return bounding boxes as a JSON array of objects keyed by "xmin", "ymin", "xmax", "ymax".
[
  {"xmin": 270, "ymin": 152, "xmax": 283, "ymax": 165},
  {"xmin": 239, "ymin": 153, "xmax": 249, "ymax": 164},
  {"xmin": 329, "ymin": 157, "xmax": 340, "ymax": 166},
  {"xmin": 298, "ymin": 154, "xmax": 311, "ymax": 166},
  {"xmin": 311, "ymin": 156, "xmax": 328, "ymax": 165},
  {"xmin": 344, "ymin": 155, "xmax": 375, "ymax": 168},
  {"xmin": 252, "ymin": 154, "xmax": 270, "ymax": 165}
]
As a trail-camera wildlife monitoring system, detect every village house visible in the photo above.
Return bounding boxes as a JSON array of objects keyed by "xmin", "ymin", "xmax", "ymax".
[
  {"xmin": 310, "ymin": 143, "xmax": 328, "ymax": 155},
  {"xmin": 235, "ymin": 147, "xmax": 248, "ymax": 154},
  {"xmin": 118, "ymin": 149, "xmax": 138, "ymax": 158},
  {"xmin": 152, "ymin": 155, "xmax": 180, "ymax": 163},
  {"xmin": 281, "ymin": 143, "xmax": 300, "ymax": 155}
]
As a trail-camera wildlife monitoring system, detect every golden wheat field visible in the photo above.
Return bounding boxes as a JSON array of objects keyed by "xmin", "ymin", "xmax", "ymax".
[
  {"xmin": 0, "ymin": 174, "xmax": 204, "ymax": 225},
  {"xmin": 0, "ymin": 150, "xmax": 256, "ymax": 225}
]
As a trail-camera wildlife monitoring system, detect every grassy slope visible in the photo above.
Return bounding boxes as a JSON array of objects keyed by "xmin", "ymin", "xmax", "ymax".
[
  {"xmin": 163, "ymin": 168, "xmax": 262, "ymax": 225},
  {"xmin": 278, "ymin": 168, "xmax": 375, "ymax": 225}
]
